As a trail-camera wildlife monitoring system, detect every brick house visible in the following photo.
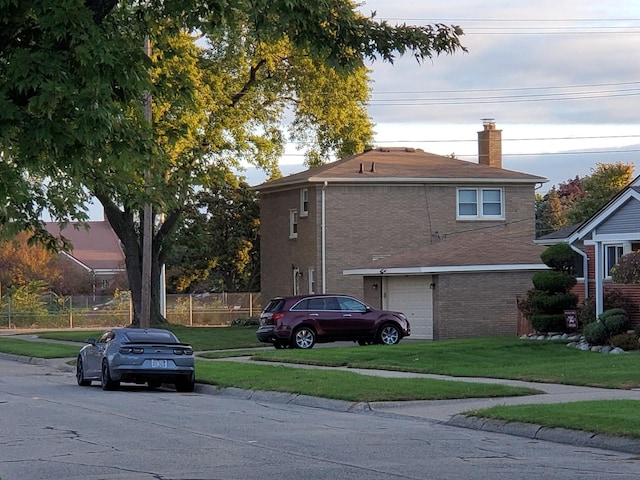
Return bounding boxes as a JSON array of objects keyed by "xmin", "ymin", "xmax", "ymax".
[
  {"xmin": 255, "ymin": 121, "xmax": 549, "ymax": 339},
  {"xmin": 45, "ymin": 221, "xmax": 127, "ymax": 296},
  {"xmin": 537, "ymin": 178, "xmax": 640, "ymax": 329}
]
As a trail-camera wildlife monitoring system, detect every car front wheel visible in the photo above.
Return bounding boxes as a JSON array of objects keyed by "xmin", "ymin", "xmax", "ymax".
[
  {"xmin": 76, "ymin": 357, "xmax": 92, "ymax": 386},
  {"xmin": 378, "ymin": 323, "xmax": 401, "ymax": 345},
  {"xmin": 292, "ymin": 327, "xmax": 316, "ymax": 349},
  {"xmin": 101, "ymin": 361, "xmax": 120, "ymax": 391}
]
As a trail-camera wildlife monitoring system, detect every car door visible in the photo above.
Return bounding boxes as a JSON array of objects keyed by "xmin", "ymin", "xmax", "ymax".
[
  {"xmin": 84, "ymin": 330, "xmax": 114, "ymax": 378},
  {"xmin": 334, "ymin": 296, "xmax": 375, "ymax": 339}
]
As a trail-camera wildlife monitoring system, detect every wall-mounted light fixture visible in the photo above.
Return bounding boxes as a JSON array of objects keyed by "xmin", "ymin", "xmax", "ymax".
[
  {"xmin": 372, "ymin": 283, "xmax": 378, "ymax": 290},
  {"xmin": 430, "ymin": 282, "xmax": 436, "ymax": 290}
]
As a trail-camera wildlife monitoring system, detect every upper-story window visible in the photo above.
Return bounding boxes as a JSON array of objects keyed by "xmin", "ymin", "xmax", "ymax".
[
  {"xmin": 300, "ymin": 188, "xmax": 309, "ymax": 217},
  {"xmin": 457, "ymin": 188, "xmax": 504, "ymax": 219},
  {"xmin": 289, "ymin": 209, "xmax": 298, "ymax": 239}
]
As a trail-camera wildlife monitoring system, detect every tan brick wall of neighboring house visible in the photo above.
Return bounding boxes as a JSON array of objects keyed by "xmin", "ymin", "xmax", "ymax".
[
  {"xmin": 260, "ymin": 181, "xmax": 537, "ymax": 302},
  {"xmin": 260, "ymin": 188, "xmax": 319, "ymax": 301},
  {"xmin": 433, "ymin": 271, "xmax": 535, "ymax": 339}
]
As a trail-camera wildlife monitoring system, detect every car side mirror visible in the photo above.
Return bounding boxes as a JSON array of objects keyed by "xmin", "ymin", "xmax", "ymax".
[{"xmin": 86, "ymin": 338, "xmax": 96, "ymax": 345}]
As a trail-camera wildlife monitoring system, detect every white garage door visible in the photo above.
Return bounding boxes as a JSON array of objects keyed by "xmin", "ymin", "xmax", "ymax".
[{"xmin": 384, "ymin": 276, "xmax": 433, "ymax": 340}]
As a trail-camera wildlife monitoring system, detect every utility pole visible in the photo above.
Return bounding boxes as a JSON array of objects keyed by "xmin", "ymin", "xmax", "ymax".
[{"xmin": 140, "ymin": 35, "xmax": 153, "ymax": 329}]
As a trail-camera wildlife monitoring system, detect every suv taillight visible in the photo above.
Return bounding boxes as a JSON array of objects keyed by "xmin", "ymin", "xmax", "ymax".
[{"xmin": 272, "ymin": 312, "xmax": 285, "ymax": 324}]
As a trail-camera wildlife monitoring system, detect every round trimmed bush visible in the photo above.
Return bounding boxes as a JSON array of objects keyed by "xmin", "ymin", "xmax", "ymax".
[
  {"xmin": 530, "ymin": 313, "xmax": 565, "ymax": 333},
  {"xmin": 583, "ymin": 321, "xmax": 608, "ymax": 345},
  {"xmin": 532, "ymin": 271, "xmax": 577, "ymax": 293},
  {"xmin": 540, "ymin": 243, "xmax": 576, "ymax": 273},
  {"xmin": 529, "ymin": 292, "xmax": 578, "ymax": 314},
  {"xmin": 610, "ymin": 333, "xmax": 640, "ymax": 351}
]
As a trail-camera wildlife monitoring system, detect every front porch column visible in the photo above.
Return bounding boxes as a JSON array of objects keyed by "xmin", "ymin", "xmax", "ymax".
[{"xmin": 593, "ymin": 241, "xmax": 604, "ymax": 317}]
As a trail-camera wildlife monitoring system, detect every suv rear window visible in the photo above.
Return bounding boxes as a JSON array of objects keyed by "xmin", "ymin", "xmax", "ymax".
[{"xmin": 263, "ymin": 298, "xmax": 286, "ymax": 313}]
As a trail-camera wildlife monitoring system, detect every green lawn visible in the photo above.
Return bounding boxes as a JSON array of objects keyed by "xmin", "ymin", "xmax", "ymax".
[
  {"xmin": 3, "ymin": 329, "xmax": 640, "ymax": 439},
  {"xmin": 251, "ymin": 337, "xmax": 640, "ymax": 389}
]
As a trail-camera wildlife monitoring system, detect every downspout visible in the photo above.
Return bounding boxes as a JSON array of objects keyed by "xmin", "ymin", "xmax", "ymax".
[
  {"xmin": 570, "ymin": 244, "xmax": 589, "ymax": 301},
  {"xmin": 321, "ymin": 181, "xmax": 327, "ymax": 294}
]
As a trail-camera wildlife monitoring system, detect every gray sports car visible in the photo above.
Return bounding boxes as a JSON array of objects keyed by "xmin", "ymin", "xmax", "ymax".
[{"xmin": 76, "ymin": 328, "xmax": 195, "ymax": 392}]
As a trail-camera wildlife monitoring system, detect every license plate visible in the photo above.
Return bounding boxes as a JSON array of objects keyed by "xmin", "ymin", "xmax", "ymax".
[{"xmin": 151, "ymin": 359, "xmax": 167, "ymax": 368}]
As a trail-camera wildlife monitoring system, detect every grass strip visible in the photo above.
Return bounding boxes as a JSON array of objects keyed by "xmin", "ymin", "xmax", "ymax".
[
  {"xmin": 0, "ymin": 337, "xmax": 79, "ymax": 358},
  {"xmin": 195, "ymin": 360, "xmax": 539, "ymax": 402},
  {"xmin": 468, "ymin": 400, "xmax": 640, "ymax": 438}
]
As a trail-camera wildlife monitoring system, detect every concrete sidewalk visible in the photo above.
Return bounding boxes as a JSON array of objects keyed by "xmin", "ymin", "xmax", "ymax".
[{"xmin": 207, "ymin": 356, "xmax": 640, "ymax": 454}]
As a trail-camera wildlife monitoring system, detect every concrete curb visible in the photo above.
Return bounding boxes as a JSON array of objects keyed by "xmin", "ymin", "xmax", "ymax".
[{"xmin": 447, "ymin": 415, "xmax": 640, "ymax": 454}]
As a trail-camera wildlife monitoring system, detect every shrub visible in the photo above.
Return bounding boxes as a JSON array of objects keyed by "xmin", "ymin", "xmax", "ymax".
[
  {"xmin": 529, "ymin": 292, "xmax": 578, "ymax": 314},
  {"xmin": 540, "ymin": 243, "xmax": 577, "ymax": 274},
  {"xmin": 583, "ymin": 321, "xmax": 608, "ymax": 345},
  {"xmin": 610, "ymin": 251, "xmax": 640, "ymax": 284},
  {"xmin": 577, "ymin": 290, "xmax": 634, "ymax": 326},
  {"xmin": 530, "ymin": 313, "xmax": 565, "ymax": 333},
  {"xmin": 531, "ymin": 271, "xmax": 577, "ymax": 293},
  {"xmin": 610, "ymin": 333, "xmax": 640, "ymax": 351}
]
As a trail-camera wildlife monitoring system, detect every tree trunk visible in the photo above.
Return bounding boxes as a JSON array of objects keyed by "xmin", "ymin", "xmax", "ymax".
[{"xmin": 95, "ymin": 193, "xmax": 168, "ymax": 327}]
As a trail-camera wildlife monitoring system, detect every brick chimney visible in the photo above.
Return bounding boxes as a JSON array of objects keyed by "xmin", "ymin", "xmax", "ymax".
[{"xmin": 478, "ymin": 118, "xmax": 502, "ymax": 168}]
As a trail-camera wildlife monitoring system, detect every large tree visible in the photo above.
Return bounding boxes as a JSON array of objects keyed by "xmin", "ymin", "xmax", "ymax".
[
  {"xmin": 1, "ymin": 1, "xmax": 466, "ymax": 325},
  {"xmin": 165, "ymin": 174, "xmax": 260, "ymax": 294}
]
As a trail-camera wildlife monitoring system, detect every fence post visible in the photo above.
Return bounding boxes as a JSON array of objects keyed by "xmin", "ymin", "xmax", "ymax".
[
  {"xmin": 189, "ymin": 294, "xmax": 193, "ymax": 326},
  {"xmin": 249, "ymin": 293, "xmax": 253, "ymax": 317},
  {"xmin": 69, "ymin": 296, "xmax": 73, "ymax": 329}
]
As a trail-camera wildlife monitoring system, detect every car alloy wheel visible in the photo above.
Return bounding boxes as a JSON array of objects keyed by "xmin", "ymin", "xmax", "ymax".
[
  {"xmin": 292, "ymin": 327, "xmax": 316, "ymax": 349},
  {"xmin": 378, "ymin": 324, "xmax": 400, "ymax": 345}
]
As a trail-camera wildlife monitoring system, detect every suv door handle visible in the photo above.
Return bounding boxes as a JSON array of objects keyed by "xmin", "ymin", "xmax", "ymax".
[
  {"xmin": 309, "ymin": 313, "xmax": 319, "ymax": 316},
  {"xmin": 343, "ymin": 314, "xmax": 352, "ymax": 317}
]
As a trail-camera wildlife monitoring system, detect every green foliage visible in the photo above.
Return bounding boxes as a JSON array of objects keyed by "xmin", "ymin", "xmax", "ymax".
[
  {"xmin": 530, "ymin": 313, "xmax": 566, "ymax": 333},
  {"xmin": 583, "ymin": 308, "xmax": 629, "ymax": 345},
  {"xmin": 610, "ymin": 251, "xmax": 640, "ymax": 284},
  {"xmin": 577, "ymin": 290, "xmax": 635, "ymax": 325},
  {"xmin": 583, "ymin": 321, "xmax": 608, "ymax": 345},
  {"xmin": 540, "ymin": 243, "xmax": 577, "ymax": 274},
  {"xmin": 165, "ymin": 175, "xmax": 260, "ymax": 293},
  {"xmin": 229, "ymin": 316, "xmax": 260, "ymax": 326},
  {"xmin": 529, "ymin": 292, "xmax": 578, "ymax": 315},
  {"xmin": 532, "ymin": 271, "xmax": 577, "ymax": 293},
  {"xmin": 566, "ymin": 162, "xmax": 634, "ymax": 224}
]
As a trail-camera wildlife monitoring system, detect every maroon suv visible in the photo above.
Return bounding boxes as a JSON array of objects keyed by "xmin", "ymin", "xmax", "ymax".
[{"xmin": 256, "ymin": 294, "xmax": 410, "ymax": 349}]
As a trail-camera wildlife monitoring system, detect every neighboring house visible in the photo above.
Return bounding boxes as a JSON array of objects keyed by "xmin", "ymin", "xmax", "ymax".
[
  {"xmin": 45, "ymin": 221, "xmax": 127, "ymax": 296},
  {"xmin": 537, "ymin": 178, "xmax": 640, "ymax": 329},
  {"xmin": 255, "ymin": 120, "xmax": 550, "ymax": 340}
]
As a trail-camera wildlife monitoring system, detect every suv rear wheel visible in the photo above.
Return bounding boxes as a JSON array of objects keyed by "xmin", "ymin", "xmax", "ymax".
[{"xmin": 292, "ymin": 326, "xmax": 316, "ymax": 349}]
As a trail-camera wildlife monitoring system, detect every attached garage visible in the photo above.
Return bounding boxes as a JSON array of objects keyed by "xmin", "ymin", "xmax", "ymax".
[{"xmin": 384, "ymin": 275, "xmax": 433, "ymax": 340}]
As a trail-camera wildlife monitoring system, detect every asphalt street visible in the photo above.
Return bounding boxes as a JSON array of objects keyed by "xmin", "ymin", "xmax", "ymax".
[{"xmin": 4, "ymin": 349, "xmax": 640, "ymax": 455}]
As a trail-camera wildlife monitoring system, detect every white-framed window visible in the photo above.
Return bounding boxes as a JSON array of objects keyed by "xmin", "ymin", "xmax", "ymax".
[
  {"xmin": 307, "ymin": 267, "xmax": 315, "ymax": 294},
  {"xmin": 289, "ymin": 209, "xmax": 298, "ymax": 239},
  {"xmin": 457, "ymin": 188, "xmax": 504, "ymax": 219},
  {"xmin": 605, "ymin": 244, "xmax": 625, "ymax": 277},
  {"xmin": 300, "ymin": 188, "xmax": 309, "ymax": 217},
  {"xmin": 292, "ymin": 267, "xmax": 300, "ymax": 295}
]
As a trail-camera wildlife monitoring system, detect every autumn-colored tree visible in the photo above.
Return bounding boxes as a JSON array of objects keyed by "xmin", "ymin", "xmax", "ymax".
[
  {"xmin": 566, "ymin": 162, "xmax": 634, "ymax": 224},
  {"xmin": 536, "ymin": 187, "xmax": 567, "ymax": 237}
]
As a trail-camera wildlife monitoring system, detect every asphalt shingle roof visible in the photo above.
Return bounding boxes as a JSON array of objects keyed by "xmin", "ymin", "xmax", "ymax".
[
  {"xmin": 45, "ymin": 221, "xmax": 125, "ymax": 271},
  {"xmin": 257, "ymin": 147, "xmax": 548, "ymax": 189}
]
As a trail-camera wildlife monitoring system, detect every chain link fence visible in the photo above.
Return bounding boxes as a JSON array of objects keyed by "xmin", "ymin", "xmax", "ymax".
[{"xmin": 0, "ymin": 292, "xmax": 262, "ymax": 330}]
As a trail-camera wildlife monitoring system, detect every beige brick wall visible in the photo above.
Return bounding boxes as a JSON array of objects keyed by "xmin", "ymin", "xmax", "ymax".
[
  {"xmin": 433, "ymin": 271, "xmax": 535, "ymax": 339},
  {"xmin": 260, "ymin": 181, "xmax": 537, "ymax": 303}
]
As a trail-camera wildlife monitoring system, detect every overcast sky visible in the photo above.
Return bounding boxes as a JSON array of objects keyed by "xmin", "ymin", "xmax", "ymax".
[{"xmin": 275, "ymin": 0, "xmax": 640, "ymax": 189}]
